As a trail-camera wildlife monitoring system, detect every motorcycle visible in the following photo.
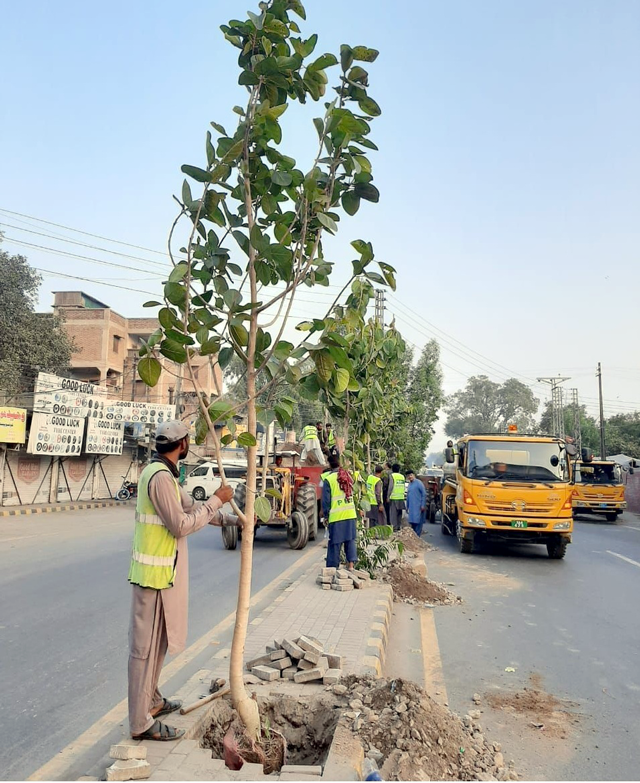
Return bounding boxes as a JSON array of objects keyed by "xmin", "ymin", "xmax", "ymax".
[{"xmin": 116, "ymin": 478, "xmax": 138, "ymax": 501}]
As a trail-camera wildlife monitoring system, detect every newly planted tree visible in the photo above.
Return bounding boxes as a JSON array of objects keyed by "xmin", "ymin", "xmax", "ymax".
[{"xmin": 138, "ymin": 0, "xmax": 390, "ymax": 744}]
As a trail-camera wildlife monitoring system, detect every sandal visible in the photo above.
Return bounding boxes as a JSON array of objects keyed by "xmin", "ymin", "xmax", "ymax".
[
  {"xmin": 152, "ymin": 697, "xmax": 182, "ymax": 718},
  {"xmin": 132, "ymin": 719, "xmax": 185, "ymax": 742}
]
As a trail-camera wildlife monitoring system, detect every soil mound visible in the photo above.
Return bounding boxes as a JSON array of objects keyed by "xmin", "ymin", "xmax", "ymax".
[
  {"xmin": 383, "ymin": 560, "xmax": 461, "ymax": 605},
  {"xmin": 394, "ymin": 526, "xmax": 434, "ymax": 553}
]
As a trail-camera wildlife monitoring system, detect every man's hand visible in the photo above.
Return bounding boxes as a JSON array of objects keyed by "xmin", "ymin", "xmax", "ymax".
[
  {"xmin": 214, "ymin": 484, "xmax": 234, "ymax": 504},
  {"xmin": 378, "ymin": 505, "xmax": 384, "ymax": 513}
]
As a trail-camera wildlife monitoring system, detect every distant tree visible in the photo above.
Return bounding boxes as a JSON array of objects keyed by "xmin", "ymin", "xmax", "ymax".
[
  {"xmin": 605, "ymin": 412, "xmax": 640, "ymax": 459},
  {"xmin": 538, "ymin": 400, "xmax": 600, "ymax": 452},
  {"xmin": 0, "ymin": 250, "xmax": 75, "ymax": 399},
  {"xmin": 445, "ymin": 375, "xmax": 538, "ymax": 437}
]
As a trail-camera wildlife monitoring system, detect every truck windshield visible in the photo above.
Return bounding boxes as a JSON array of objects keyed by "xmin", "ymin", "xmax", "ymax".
[
  {"xmin": 465, "ymin": 440, "xmax": 568, "ymax": 482},
  {"xmin": 576, "ymin": 463, "xmax": 621, "ymax": 485}
]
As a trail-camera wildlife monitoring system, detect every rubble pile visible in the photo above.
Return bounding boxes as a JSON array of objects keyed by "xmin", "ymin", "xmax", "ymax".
[
  {"xmin": 394, "ymin": 526, "xmax": 434, "ymax": 553},
  {"xmin": 316, "ymin": 566, "xmax": 371, "ymax": 591},
  {"xmin": 382, "ymin": 560, "xmax": 462, "ymax": 606},
  {"xmin": 333, "ymin": 676, "xmax": 519, "ymax": 782},
  {"xmin": 246, "ymin": 635, "xmax": 344, "ymax": 686}
]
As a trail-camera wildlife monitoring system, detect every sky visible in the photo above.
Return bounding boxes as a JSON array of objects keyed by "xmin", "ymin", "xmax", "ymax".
[{"xmin": 1, "ymin": 0, "xmax": 639, "ymax": 449}]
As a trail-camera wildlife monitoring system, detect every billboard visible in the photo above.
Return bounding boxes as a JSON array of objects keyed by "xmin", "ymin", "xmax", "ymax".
[
  {"xmin": 0, "ymin": 407, "xmax": 27, "ymax": 444},
  {"xmin": 105, "ymin": 400, "xmax": 175, "ymax": 425},
  {"xmin": 33, "ymin": 372, "xmax": 109, "ymax": 418},
  {"xmin": 86, "ymin": 418, "xmax": 125, "ymax": 455},
  {"xmin": 27, "ymin": 413, "xmax": 84, "ymax": 456}
]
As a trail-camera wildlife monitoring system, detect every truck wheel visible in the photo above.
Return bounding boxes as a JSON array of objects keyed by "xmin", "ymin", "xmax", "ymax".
[
  {"xmin": 429, "ymin": 500, "xmax": 437, "ymax": 524},
  {"xmin": 192, "ymin": 486, "xmax": 206, "ymax": 501},
  {"xmin": 287, "ymin": 510, "xmax": 309, "ymax": 550},
  {"xmin": 222, "ymin": 525, "xmax": 238, "ymax": 550},
  {"xmin": 547, "ymin": 538, "xmax": 568, "ymax": 559},
  {"xmin": 296, "ymin": 482, "xmax": 318, "ymax": 541},
  {"xmin": 458, "ymin": 521, "xmax": 474, "ymax": 554},
  {"xmin": 605, "ymin": 512, "xmax": 619, "ymax": 522}
]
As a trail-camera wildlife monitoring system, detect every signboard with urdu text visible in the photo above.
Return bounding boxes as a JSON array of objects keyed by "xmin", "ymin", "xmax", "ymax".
[
  {"xmin": 27, "ymin": 413, "xmax": 84, "ymax": 456},
  {"xmin": 0, "ymin": 407, "xmax": 27, "ymax": 444}
]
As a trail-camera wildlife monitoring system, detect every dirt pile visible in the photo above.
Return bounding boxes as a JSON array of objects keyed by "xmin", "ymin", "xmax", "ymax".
[
  {"xmin": 394, "ymin": 526, "xmax": 434, "ymax": 553},
  {"xmin": 382, "ymin": 560, "xmax": 462, "ymax": 606},
  {"xmin": 338, "ymin": 676, "xmax": 518, "ymax": 781}
]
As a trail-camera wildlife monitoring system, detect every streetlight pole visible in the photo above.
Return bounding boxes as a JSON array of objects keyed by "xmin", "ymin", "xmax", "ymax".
[{"xmin": 597, "ymin": 363, "xmax": 606, "ymax": 459}]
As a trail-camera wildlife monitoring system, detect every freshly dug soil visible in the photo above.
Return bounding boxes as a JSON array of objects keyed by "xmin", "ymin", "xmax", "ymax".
[
  {"xmin": 383, "ymin": 560, "xmax": 462, "ymax": 606},
  {"xmin": 394, "ymin": 526, "xmax": 434, "ymax": 553},
  {"xmin": 340, "ymin": 676, "xmax": 518, "ymax": 781}
]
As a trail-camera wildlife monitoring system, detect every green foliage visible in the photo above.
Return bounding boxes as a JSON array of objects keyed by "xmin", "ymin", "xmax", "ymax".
[
  {"xmin": 602, "ymin": 412, "xmax": 640, "ymax": 459},
  {"xmin": 445, "ymin": 375, "xmax": 539, "ymax": 437},
  {"xmin": 355, "ymin": 523, "xmax": 404, "ymax": 577},
  {"xmin": 0, "ymin": 249, "xmax": 76, "ymax": 398}
]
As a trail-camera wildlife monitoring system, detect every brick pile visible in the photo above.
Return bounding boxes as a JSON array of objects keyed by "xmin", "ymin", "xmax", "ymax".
[
  {"xmin": 106, "ymin": 745, "xmax": 150, "ymax": 781},
  {"xmin": 245, "ymin": 635, "xmax": 344, "ymax": 686},
  {"xmin": 316, "ymin": 566, "xmax": 371, "ymax": 591}
]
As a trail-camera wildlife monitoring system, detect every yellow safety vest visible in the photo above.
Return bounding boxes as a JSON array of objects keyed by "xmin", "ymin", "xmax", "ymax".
[
  {"xmin": 328, "ymin": 430, "xmax": 336, "ymax": 447},
  {"xmin": 128, "ymin": 462, "xmax": 181, "ymax": 590},
  {"xmin": 367, "ymin": 475, "xmax": 381, "ymax": 505},
  {"xmin": 390, "ymin": 472, "xmax": 405, "ymax": 501},
  {"xmin": 325, "ymin": 471, "xmax": 356, "ymax": 524},
  {"xmin": 303, "ymin": 425, "xmax": 317, "ymax": 440}
]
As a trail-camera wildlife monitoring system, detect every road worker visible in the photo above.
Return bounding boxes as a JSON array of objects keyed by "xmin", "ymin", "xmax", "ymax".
[
  {"xmin": 300, "ymin": 422, "xmax": 325, "ymax": 465},
  {"xmin": 386, "ymin": 462, "xmax": 406, "ymax": 531},
  {"xmin": 322, "ymin": 454, "xmax": 357, "ymax": 569},
  {"xmin": 366, "ymin": 465, "xmax": 385, "ymax": 527}
]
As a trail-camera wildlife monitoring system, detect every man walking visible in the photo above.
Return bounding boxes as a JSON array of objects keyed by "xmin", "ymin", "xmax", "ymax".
[
  {"xmin": 322, "ymin": 454, "xmax": 357, "ymax": 569},
  {"xmin": 366, "ymin": 465, "xmax": 385, "ymax": 528},
  {"xmin": 387, "ymin": 462, "xmax": 406, "ymax": 531},
  {"xmin": 300, "ymin": 422, "xmax": 325, "ymax": 465},
  {"xmin": 128, "ymin": 420, "xmax": 235, "ymax": 741},
  {"xmin": 406, "ymin": 470, "xmax": 427, "ymax": 537}
]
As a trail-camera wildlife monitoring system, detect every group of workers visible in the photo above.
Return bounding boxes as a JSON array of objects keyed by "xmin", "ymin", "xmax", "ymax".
[{"xmin": 300, "ymin": 421, "xmax": 338, "ymax": 464}]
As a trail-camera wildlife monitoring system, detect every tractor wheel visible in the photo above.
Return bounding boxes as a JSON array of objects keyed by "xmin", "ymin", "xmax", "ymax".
[
  {"xmin": 221, "ymin": 525, "xmax": 238, "ymax": 550},
  {"xmin": 192, "ymin": 486, "xmax": 206, "ymax": 501},
  {"xmin": 287, "ymin": 510, "xmax": 309, "ymax": 550},
  {"xmin": 296, "ymin": 482, "xmax": 318, "ymax": 541},
  {"xmin": 428, "ymin": 500, "xmax": 437, "ymax": 524}
]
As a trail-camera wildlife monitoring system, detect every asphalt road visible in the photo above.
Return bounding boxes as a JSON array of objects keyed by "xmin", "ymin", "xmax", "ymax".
[
  {"xmin": 422, "ymin": 511, "xmax": 640, "ymax": 781},
  {"xmin": 0, "ymin": 505, "xmax": 323, "ymax": 781}
]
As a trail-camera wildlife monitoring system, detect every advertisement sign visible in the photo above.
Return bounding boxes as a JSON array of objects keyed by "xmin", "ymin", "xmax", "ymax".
[
  {"xmin": 105, "ymin": 400, "xmax": 175, "ymax": 425},
  {"xmin": 34, "ymin": 372, "xmax": 109, "ymax": 418},
  {"xmin": 27, "ymin": 413, "xmax": 84, "ymax": 456},
  {"xmin": 17, "ymin": 457, "xmax": 41, "ymax": 484},
  {"xmin": 0, "ymin": 407, "xmax": 27, "ymax": 443},
  {"xmin": 86, "ymin": 418, "xmax": 124, "ymax": 455}
]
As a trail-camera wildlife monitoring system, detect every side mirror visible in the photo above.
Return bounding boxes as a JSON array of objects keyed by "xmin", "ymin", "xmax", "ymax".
[{"xmin": 444, "ymin": 448, "xmax": 455, "ymax": 464}]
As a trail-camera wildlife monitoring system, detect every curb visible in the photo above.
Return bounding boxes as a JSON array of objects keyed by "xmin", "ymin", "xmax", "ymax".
[
  {"xmin": 0, "ymin": 500, "xmax": 131, "ymax": 517},
  {"xmin": 359, "ymin": 583, "xmax": 394, "ymax": 677}
]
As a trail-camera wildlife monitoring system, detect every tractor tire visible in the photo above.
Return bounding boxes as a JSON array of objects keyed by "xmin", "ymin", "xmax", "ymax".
[
  {"xmin": 287, "ymin": 510, "xmax": 309, "ymax": 550},
  {"xmin": 222, "ymin": 525, "xmax": 238, "ymax": 550},
  {"xmin": 441, "ymin": 515, "xmax": 452, "ymax": 536},
  {"xmin": 296, "ymin": 482, "xmax": 318, "ymax": 541},
  {"xmin": 192, "ymin": 486, "xmax": 206, "ymax": 501},
  {"xmin": 428, "ymin": 500, "xmax": 437, "ymax": 524},
  {"xmin": 547, "ymin": 538, "xmax": 568, "ymax": 559}
]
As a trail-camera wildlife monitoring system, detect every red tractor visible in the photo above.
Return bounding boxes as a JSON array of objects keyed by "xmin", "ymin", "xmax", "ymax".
[{"xmin": 221, "ymin": 452, "xmax": 324, "ymax": 551}]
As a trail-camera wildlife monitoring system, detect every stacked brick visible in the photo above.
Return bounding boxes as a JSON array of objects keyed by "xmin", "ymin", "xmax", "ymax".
[
  {"xmin": 316, "ymin": 567, "xmax": 371, "ymax": 591},
  {"xmin": 246, "ymin": 635, "xmax": 344, "ymax": 686}
]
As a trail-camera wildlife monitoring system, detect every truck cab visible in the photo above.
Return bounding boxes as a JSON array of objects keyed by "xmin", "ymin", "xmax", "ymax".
[
  {"xmin": 441, "ymin": 433, "xmax": 575, "ymax": 559},
  {"xmin": 572, "ymin": 458, "xmax": 626, "ymax": 522}
]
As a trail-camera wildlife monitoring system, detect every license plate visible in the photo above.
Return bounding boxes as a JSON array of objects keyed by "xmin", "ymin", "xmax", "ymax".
[
  {"xmin": 511, "ymin": 520, "xmax": 528, "ymax": 528},
  {"xmin": 599, "ymin": 503, "xmax": 608, "ymax": 508}
]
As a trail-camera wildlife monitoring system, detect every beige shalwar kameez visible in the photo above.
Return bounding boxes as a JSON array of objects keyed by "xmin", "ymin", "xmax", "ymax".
[{"xmin": 128, "ymin": 471, "xmax": 223, "ymax": 736}]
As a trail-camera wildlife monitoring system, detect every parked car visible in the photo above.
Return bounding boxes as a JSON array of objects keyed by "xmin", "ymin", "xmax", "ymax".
[{"xmin": 182, "ymin": 461, "xmax": 247, "ymax": 502}]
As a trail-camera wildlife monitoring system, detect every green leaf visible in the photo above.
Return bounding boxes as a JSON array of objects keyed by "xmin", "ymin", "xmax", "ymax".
[
  {"xmin": 138, "ymin": 356, "xmax": 162, "ymax": 387},
  {"xmin": 209, "ymin": 399, "xmax": 234, "ymax": 422},
  {"xmin": 164, "ymin": 282, "xmax": 186, "ymax": 307},
  {"xmin": 273, "ymin": 340, "xmax": 294, "ymax": 360},
  {"xmin": 210, "ymin": 120, "xmax": 228, "ymax": 136},
  {"xmin": 340, "ymin": 44, "xmax": 354, "ymax": 71},
  {"xmin": 230, "ymin": 323, "xmax": 249, "ymax": 347},
  {"xmin": 316, "ymin": 212, "xmax": 338, "ymax": 234},
  {"xmin": 181, "ymin": 164, "xmax": 212, "ymax": 183},
  {"xmin": 308, "ymin": 53, "xmax": 338, "ymax": 71},
  {"xmin": 168, "ymin": 262, "xmax": 189, "ymax": 283},
  {"xmin": 200, "ymin": 337, "xmax": 221, "ymax": 356},
  {"xmin": 237, "ymin": 431, "xmax": 257, "ymax": 447},
  {"xmin": 221, "ymin": 139, "xmax": 244, "ymax": 163},
  {"xmin": 218, "ymin": 346, "xmax": 235, "ymax": 370},
  {"xmin": 223, "ymin": 289, "xmax": 242, "ymax": 309},
  {"xmin": 247, "ymin": 10, "xmax": 264, "ymax": 30},
  {"xmin": 265, "ymin": 487, "xmax": 283, "ymax": 500},
  {"xmin": 296, "ymin": 321, "xmax": 314, "ymax": 331},
  {"xmin": 341, "ymin": 190, "xmax": 360, "ymax": 216},
  {"xmin": 233, "ymin": 230, "xmax": 250, "ymax": 256},
  {"xmin": 352, "ymin": 46, "xmax": 379, "ymax": 63},
  {"xmin": 255, "ymin": 496, "xmax": 272, "ymax": 524},
  {"xmin": 354, "ymin": 182, "xmax": 380, "ymax": 202},
  {"xmin": 143, "ymin": 300, "xmax": 162, "ymax": 308},
  {"xmin": 181, "ymin": 179, "xmax": 192, "ymax": 206},
  {"xmin": 334, "ymin": 367, "xmax": 350, "ymax": 393},
  {"xmin": 272, "ymin": 170, "xmax": 293, "ymax": 186},
  {"xmin": 158, "ymin": 308, "xmax": 177, "ymax": 330},
  {"xmin": 313, "ymin": 351, "xmax": 335, "ymax": 383},
  {"xmin": 160, "ymin": 338, "xmax": 187, "ymax": 363},
  {"xmin": 221, "ymin": 434, "xmax": 234, "ymax": 446},
  {"xmin": 313, "ymin": 117, "xmax": 324, "ymax": 140},
  {"xmin": 358, "ymin": 96, "xmax": 382, "ymax": 116}
]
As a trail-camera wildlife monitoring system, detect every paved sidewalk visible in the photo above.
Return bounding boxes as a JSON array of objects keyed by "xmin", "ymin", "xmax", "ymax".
[
  {"xmin": 0, "ymin": 499, "xmax": 131, "ymax": 516},
  {"xmin": 84, "ymin": 551, "xmax": 393, "ymax": 782}
]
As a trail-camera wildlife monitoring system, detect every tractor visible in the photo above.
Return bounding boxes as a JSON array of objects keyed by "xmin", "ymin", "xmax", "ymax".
[{"xmin": 221, "ymin": 451, "xmax": 324, "ymax": 551}]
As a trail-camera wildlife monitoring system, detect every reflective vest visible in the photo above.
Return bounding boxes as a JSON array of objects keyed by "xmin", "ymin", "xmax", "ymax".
[
  {"xmin": 320, "ymin": 470, "xmax": 331, "ymax": 483},
  {"xmin": 325, "ymin": 471, "xmax": 356, "ymax": 523},
  {"xmin": 303, "ymin": 425, "xmax": 317, "ymax": 440},
  {"xmin": 390, "ymin": 472, "xmax": 405, "ymax": 501},
  {"xmin": 367, "ymin": 475, "xmax": 381, "ymax": 505},
  {"xmin": 128, "ymin": 462, "xmax": 181, "ymax": 590},
  {"xmin": 328, "ymin": 430, "xmax": 336, "ymax": 447}
]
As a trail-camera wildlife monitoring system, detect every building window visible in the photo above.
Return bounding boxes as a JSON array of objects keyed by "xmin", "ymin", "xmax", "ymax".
[{"xmin": 113, "ymin": 335, "xmax": 122, "ymax": 353}]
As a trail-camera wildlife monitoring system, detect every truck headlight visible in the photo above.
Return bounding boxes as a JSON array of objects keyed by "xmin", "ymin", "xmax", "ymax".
[
  {"xmin": 553, "ymin": 521, "xmax": 571, "ymax": 530},
  {"xmin": 467, "ymin": 517, "xmax": 486, "ymax": 527},
  {"xmin": 575, "ymin": 501, "xmax": 584, "ymax": 507}
]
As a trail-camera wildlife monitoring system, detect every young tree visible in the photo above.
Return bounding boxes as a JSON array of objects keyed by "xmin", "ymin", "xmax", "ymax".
[
  {"xmin": 138, "ymin": 0, "xmax": 390, "ymax": 741},
  {"xmin": 0, "ymin": 249, "xmax": 76, "ymax": 399}
]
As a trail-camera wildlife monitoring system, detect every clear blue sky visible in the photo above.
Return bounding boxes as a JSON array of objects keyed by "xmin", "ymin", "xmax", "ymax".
[{"xmin": 1, "ymin": 0, "xmax": 639, "ymax": 438}]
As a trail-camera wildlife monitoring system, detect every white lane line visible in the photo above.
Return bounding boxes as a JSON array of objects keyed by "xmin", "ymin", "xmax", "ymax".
[
  {"xmin": 607, "ymin": 550, "xmax": 640, "ymax": 569},
  {"xmin": 623, "ymin": 526, "xmax": 640, "ymax": 532}
]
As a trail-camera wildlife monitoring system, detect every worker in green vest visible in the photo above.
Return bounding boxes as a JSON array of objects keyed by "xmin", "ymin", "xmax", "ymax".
[
  {"xmin": 386, "ymin": 462, "xmax": 406, "ymax": 531},
  {"xmin": 299, "ymin": 422, "xmax": 325, "ymax": 465},
  {"xmin": 366, "ymin": 465, "xmax": 385, "ymax": 527},
  {"xmin": 127, "ymin": 420, "xmax": 235, "ymax": 742},
  {"xmin": 322, "ymin": 454, "xmax": 357, "ymax": 568},
  {"xmin": 326, "ymin": 423, "xmax": 338, "ymax": 456}
]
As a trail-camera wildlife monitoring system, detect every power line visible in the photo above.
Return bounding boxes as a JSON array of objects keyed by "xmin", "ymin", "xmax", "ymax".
[{"xmin": 34, "ymin": 267, "xmax": 158, "ymax": 296}]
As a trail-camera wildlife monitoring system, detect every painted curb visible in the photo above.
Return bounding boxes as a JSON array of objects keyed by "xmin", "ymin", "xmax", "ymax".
[
  {"xmin": 360, "ymin": 584, "xmax": 394, "ymax": 677},
  {"xmin": 0, "ymin": 500, "xmax": 132, "ymax": 517}
]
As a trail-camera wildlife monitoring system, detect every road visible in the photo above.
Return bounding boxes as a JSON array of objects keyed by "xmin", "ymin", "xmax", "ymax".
[
  {"xmin": 418, "ymin": 511, "xmax": 640, "ymax": 781},
  {"xmin": 0, "ymin": 505, "xmax": 322, "ymax": 781}
]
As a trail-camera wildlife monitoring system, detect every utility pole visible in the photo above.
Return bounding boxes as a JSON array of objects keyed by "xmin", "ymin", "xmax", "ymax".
[
  {"xmin": 537, "ymin": 376, "xmax": 570, "ymax": 438},
  {"xmin": 174, "ymin": 364, "xmax": 183, "ymax": 419},
  {"xmin": 374, "ymin": 289, "xmax": 385, "ymax": 329},
  {"xmin": 597, "ymin": 362, "xmax": 606, "ymax": 459},
  {"xmin": 131, "ymin": 354, "xmax": 138, "ymax": 401},
  {"xmin": 570, "ymin": 388, "xmax": 582, "ymax": 454}
]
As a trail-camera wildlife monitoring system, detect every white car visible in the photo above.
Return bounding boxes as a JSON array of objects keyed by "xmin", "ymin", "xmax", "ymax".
[{"xmin": 182, "ymin": 461, "xmax": 247, "ymax": 501}]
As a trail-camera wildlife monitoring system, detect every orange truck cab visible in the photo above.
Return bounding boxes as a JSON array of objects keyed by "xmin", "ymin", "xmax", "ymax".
[
  {"xmin": 441, "ymin": 433, "xmax": 576, "ymax": 559},
  {"xmin": 572, "ymin": 458, "xmax": 626, "ymax": 522}
]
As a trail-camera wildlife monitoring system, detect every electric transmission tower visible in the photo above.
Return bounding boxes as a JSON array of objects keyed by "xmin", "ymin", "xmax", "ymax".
[
  {"xmin": 537, "ymin": 376, "xmax": 570, "ymax": 438},
  {"xmin": 374, "ymin": 289, "xmax": 386, "ymax": 329},
  {"xmin": 570, "ymin": 388, "xmax": 582, "ymax": 454}
]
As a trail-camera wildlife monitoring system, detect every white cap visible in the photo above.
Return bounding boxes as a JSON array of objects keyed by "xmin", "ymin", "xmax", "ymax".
[{"xmin": 155, "ymin": 420, "xmax": 189, "ymax": 445}]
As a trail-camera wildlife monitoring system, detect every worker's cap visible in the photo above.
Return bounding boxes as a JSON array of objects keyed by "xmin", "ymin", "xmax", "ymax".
[{"xmin": 155, "ymin": 420, "xmax": 189, "ymax": 445}]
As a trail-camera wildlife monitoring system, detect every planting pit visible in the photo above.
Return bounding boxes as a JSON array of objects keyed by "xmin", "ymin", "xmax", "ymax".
[{"xmin": 201, "ymin": 691, "xmax": 340, "ymax": 772}]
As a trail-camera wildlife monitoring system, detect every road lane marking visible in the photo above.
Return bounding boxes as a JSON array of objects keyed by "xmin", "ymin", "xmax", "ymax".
[
  {"xmin": 419, "ymin": 608, "xmax": 449, "ymax": 706},
  {"xmin": 623, "ymin": 526, "xmax": 640, "ymax": 532},
  {"xmin": 606, "ymin": 550, "xmax": 640, "ymax": 569},
  {"xmin": 28, "ymin": 543, "xmax": 323, "ymax": 781}
]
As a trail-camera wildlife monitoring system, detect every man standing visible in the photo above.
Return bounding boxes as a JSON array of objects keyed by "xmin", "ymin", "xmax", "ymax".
[
  {"xmin": 387, "ymin": 463, "xmax": 406, "ymax": 531},
  {"xmin": 127, "ymin": 420, "xmax": 235, "ymax": 741},
  {"xmin": 381, "ymin": 461, "xmax": 392, "ymax": 524},
  {"xmin": 406, "ymin": 470, "xmax": 427, "ymax": 537},
  {"xmin": 326, "ymin": 423, "xmax": 338, "ymax": 456},
  {"xmin": 366, "ymin": 465, "xmax": 385, "ymax": 528},
  {"xmin": 322, "ymin": 454, "xmax": 357, "ymax": 569},
  {"xmin": 300, "ymin": 422, "xmax": 325, "ymax": 465}
]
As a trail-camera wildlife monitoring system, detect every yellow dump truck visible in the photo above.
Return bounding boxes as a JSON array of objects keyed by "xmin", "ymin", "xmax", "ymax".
[
  {"xmin": 441, "ymin": 433, "xmax": 576, "ymax": 559},
  {"xmin": 572, "ymin": 458, "xmax": 627, "ymax": 522}
]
